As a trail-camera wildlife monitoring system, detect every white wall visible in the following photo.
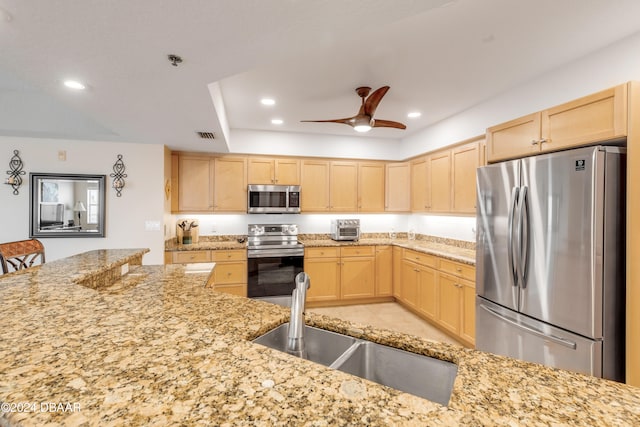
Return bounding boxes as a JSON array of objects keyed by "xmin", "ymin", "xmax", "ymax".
[
  {"xmin": 0, "ymin": 137, "xmax": 166, "ymax": 264},
  {"xmin": 401, "ymin": 30, "xmax": 640, "ymax": 158},
  {"xmin": 230, "ymin": 129, "xmax": 403, "ymax": 160}
]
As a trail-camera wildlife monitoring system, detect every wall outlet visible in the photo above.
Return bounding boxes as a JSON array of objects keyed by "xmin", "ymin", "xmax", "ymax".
[{"xmin": 58, "ymin": 150, "xmax": 67, "ymax": 161}]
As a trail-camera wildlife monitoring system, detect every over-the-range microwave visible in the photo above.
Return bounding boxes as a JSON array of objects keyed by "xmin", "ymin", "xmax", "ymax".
[{"xmin": 247, "ymin": 184, "xmax": 301, "ymax": 214}]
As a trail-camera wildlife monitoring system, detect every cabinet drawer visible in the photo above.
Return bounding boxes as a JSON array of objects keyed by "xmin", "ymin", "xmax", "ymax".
[
  {"xmin": 439, "ymin": 258, "xmax": 475, "ymax": 281},
  {"xmin": 305, "ymin": 247, "xmax": 340, "ymax": 258},
  {"xmin": 403, "ymin": 249, "xmax": 436, "ymax": 268},
  {"xmin": 211, "ymin": 249, "xmax": 246, "ymax": 262},
  {"xmin": 213, "ymin": 262, "xmax": 247, "ymax": 284},
  {"xmin": 340, "ymin": 246, "xmax": 375, "ymax": 257},
  {"xmin": 172, "ymin": 250, "xmax": 211, "ymax": 264}
]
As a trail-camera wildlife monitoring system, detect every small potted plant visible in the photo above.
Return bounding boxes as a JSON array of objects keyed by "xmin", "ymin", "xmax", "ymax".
[{"xmin": 177, "ymin": 220, "xmax": 198, "ymax": 244}]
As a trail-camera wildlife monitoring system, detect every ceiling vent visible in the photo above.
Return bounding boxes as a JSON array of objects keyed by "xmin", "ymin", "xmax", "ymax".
[{"xmin": 197, "ymin": 131, "xmax": 215, "ymax": 140}]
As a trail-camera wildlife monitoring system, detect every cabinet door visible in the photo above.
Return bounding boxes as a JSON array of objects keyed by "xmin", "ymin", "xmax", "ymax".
[
  {"xmin": 541, "ymin": 84, "xmax": 627, "ymax": 152},
  {"xmin": 437, "ymin": 272, "xmax": 461, "ymax": 335},
  {"xmin": 486, "ymin": 112, "xmax": 541, "ymax": 162},
  {"xmin": 178, "ymin": 156, "xmax": 213, "ymax": 212},
  {"xmin": 410, "ymin": 156, "xmax": 429, "ymax": 212},
  {"xmin": 417, "ymin": 265, "xmax": 437, "ymax": 320},
  {"xmin": 428, "ymin": 150, "xmax": 452, "ymax": 212},
  {"xmin": 301, "ymin": 160, "xmax": 330, "ymax": 211},
  {"xmin": 330, "ymin": 161, "xmax": 358, "ymax": 211},
  {"xmin": 305, "ymin": 257, "xmax": 341, "ymax": 302},
  {"xmin": 341, "ymin": 256, "xmax": 375, "ymax": 299},
  {"xmin": 385, "ymin": 162, "xmax": 410, "ymax": 212},
  {"xmin": 460, "ymin": 278, "xmax": 476, "ymax": 345},
  {"xmin": 213, "ymin": 157, "xmax": 247, "ymax": 212},
  {"xmin": 358, "ymin": 162, "xmax": 385, "ymax": 212},
  {"xmin": 214, "ymin": 284, "xmax": 247, "ymax": 297},
  {"xmin": 247, "ymin": 158, "xmax": 275, "ymax": 184},
  {"xmin": 213, "ymin": 262, "xmax": 247, "ymax": 285},
  {"xmin": 375, "ymin": 245, "xmax": 393, "ymax": 297},
  {"xmin": 400, "ymin": 259, "xmax": 419, "ymax": 309},
  {"xmin": 452, "ymin": 141, "xmax": 479, "ymax": 213},
  {"xmin": 392, "ymin": 246, "xmax": 403, "ymax": 299},
  {"xmin": 275, "ymin": 159, "xmax": 300, "ymax": 185}
]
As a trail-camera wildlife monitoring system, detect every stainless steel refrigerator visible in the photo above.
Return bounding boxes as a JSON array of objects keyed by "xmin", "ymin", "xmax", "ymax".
[{"xmin": 475, "ymin": 145, "xmax": 626, "ymax": 382}]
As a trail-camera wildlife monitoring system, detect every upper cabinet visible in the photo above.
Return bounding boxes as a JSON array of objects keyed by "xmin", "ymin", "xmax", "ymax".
[
  {"xmin": 428, "ymin": 150, "xmax": 452, "ymax": 213},
  {"xmin": 410, "ymin": 156, "xmax": 429, "ymax": 212},
  {"xmin": 358, "ymin": 162, "xmax": 385, "ymax": 212},
  {"xmin": 451, "ymin": 139, "xmax": 480, "ymax": 214},
  {"xmin": 329, "ymin": 161, "xmax": 359, "ymax": 212},
  {"xmin": 487, "ymin": 84, "xmax": 628, "ymax": 162},
  {"xmin": 172, "ymin": 154, "xmax": 247, "ymax": 213},
  {"xmin": 301, "ymin": 159, "xmax": 330, "ymax": 211},
  {"xmin": 247, "ymin": 157, "xmax": 300, "ymax": 185},
  {"xmin": 385, "ymin": 162, "xmax": 410, "ymax": 212}
]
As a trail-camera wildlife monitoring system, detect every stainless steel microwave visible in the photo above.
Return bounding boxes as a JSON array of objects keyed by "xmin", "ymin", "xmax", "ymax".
[{"xmin": 247, "ymin": 185, "xmax": 301, "ymax": 214}]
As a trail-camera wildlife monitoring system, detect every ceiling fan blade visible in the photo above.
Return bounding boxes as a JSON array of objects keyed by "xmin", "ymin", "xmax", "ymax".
[
  {"xmin": 373, "ymin": 119, "xmax": 406, "ymax": 130},
  {"xmin": 364, "ymin": 86, "xmax": 390, "ymax": 117},
  {"xmin": 301, "ymin": 117, "xmax": 355, "ymax": 125}
]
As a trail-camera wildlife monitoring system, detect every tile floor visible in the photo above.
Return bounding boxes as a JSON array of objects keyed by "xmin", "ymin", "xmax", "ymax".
[{"xmin": 308, "ymin": 302, "xmax": 464, "ymax": 347}]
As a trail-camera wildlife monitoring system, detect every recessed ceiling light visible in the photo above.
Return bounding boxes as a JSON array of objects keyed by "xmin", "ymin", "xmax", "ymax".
[
  {"xmin": 63, "ymin": 80, "xmax": 86, "ymax": 90},
  {"xmin": 271, "ymin": 119, "xmax": 283, "ymax": 125},
  {"xmin": 407, "ymin": 112, "xmax": 422, "ymax": 118},
  {"xmin": 261, "ymin": 98, "xmax": 276, "ymax": 106}
]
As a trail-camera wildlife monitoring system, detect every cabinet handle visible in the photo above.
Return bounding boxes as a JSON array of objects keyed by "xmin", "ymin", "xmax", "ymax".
[
  {"xmin": 456, "ymin": 267, "xmax": 462, "ymax": 272},
  {"xmin": 531, "ymin": 139, "xmax": 539, "ymax": 146}
]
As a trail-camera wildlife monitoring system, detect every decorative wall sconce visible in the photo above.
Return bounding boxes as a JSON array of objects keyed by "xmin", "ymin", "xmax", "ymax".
[
  {"xmin": 110, "ymin": 154, "xmax": 127, "ymax": 197},
  {"xmin": 5, "ymin": 150, "xmax": 25, "ymax": 195}
]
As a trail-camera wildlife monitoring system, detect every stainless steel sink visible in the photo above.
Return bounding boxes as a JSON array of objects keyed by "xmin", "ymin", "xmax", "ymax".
[
  {"xmin": 253, "ymin": 323, "xmax": 358, "ymax": 367},
  {"xmin": 253, "ymin": 323, "xmax": 458, "ymax": 405},
  {"xmin": 330, "ymin": 341, "xmax": 458, "ymax": 406}
]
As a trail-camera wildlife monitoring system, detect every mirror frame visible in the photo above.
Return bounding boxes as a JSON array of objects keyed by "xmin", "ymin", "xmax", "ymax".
[{"xmin": 29, "ymin": 173, "xmax": 106, "ymax": 238}]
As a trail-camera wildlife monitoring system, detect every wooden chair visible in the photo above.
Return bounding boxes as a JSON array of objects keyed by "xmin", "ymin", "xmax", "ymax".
[{"xmin": 0, "ymin": 239, "xmax": 45, "ymax": 274}]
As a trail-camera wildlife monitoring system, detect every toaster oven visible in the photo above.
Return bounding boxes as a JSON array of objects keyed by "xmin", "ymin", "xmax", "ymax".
[{"xmin": 331, "ymin": 219, "xmax": 360, "ymax": 241}]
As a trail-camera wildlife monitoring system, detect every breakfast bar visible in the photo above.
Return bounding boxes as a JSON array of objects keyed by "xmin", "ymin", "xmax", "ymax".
[{"xmin": 1, "ymin": 249, "xmax": 639, "ymax": 426}]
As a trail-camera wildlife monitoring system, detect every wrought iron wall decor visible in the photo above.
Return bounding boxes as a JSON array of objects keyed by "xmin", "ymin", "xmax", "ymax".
[
  {"xmin": 110, "ymin": 154, "xmax": 127, "ymax": 197},
  {"xmin": 5, "ymin": 150, "xmax": 25, "ymax": 195}
]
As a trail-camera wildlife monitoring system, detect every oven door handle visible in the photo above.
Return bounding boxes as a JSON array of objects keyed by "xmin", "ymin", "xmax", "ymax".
[{"xmin": 247, "ymin": 249, "xmax": 305, "ymax": 258}]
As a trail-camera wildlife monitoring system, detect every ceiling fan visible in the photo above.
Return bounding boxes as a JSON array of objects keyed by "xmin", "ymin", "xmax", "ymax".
[{"xmin": 301, "ymin": 86, "xmax": 407, "ymax": 133}]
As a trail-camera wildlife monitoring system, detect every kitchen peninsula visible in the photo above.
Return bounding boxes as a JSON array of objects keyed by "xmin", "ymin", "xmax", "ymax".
[{"xmin": 1, "ymin": 249, "xmax": 639, "ymax": 425}]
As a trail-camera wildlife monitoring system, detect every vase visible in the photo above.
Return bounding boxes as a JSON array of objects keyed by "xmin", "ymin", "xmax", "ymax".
[{"xmin": 182, "ymin": 231, "xmax": 192, "ymax": 245}]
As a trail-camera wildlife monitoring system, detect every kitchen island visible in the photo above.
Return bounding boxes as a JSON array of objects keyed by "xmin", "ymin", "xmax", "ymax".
[{"xmin": 1, "ymin": 249, "xmax": 639, "ymax": 426}]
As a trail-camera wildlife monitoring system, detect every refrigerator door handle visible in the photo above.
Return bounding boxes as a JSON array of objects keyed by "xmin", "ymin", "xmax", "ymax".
[
  {"xmin": 480, "ymin": 305, "xmax": 577, "ymax": 349},
  {"xmin": 507, "ymin": 187, "xmax": 519, "ymax": 288},
  {"xmin": 516, "ymin": 185, "xmax": 529, "ymax": 289}
]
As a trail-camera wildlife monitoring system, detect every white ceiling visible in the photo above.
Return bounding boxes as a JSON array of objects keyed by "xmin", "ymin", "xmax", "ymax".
[{"xmin": 2, "ymin": 0, "xmax": 640, "ymax": 153}]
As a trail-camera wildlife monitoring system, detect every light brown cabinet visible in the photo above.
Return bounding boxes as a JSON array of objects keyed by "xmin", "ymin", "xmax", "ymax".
[
  {"xmin": 410, "ymin": 156, "xmax": 429, "ymax": 212},
  {"xmin": 452, "ymin": 141, "xmax": 479, "ymax": 213},
  {"xmin": 487, "ymin": 84, "xmax": 628, "ymax": 163},
  {"xmin": 428, "ymin": 150, "xmax": 452, "ymax": 212},
  {"xmin": 358, "ymin": 162, "xmax": 386, "ymax": 212},
  {"xmin": 385, "ymin": 162, "xmax": 410, "ymax": 212},
  {"xmin": 341, "ymin": 252, "xmax": 376, "ymax": 299},
  {"xmin": 398, "ymin": 248, "xmax": 476, "ymax": 346},
  {"xmin": 305, "ymin": 247, "xmax": 341, "ymax": 303},
  {"xmin": 375, "ymin": 245, "xmax": 393, "ymax": 297},
  {"xmin": 173, "ymin": 154, "xmax": 246, "ymax": 213},
  {"xmin": 330, "ymin": 161, "xmax": 359, "ymax": 212},
  {"xmin": 166, "ymin": 249, "xmax": 247, "ymax": 297},
  {"xmin": 301, "ymin": 160, "xmax": 330, "ymax": 211},
  {"xmin": 247, "ymin": 157, "xmax": 300, "ymax": 185}
]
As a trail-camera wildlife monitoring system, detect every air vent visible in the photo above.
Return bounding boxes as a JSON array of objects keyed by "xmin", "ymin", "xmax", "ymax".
[{"xmin": 197, "ymin": 131, "xmax": 215, "ymax": 140}]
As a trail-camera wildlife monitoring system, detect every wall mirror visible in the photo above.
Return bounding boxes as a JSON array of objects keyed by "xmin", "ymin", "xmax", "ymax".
[{"xmin": 29, "ymin": 173, "xmax": 106, "ymax": 238}]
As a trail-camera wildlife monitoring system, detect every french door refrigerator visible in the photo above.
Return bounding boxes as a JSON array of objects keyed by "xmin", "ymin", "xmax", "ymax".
[{"xmin": 475, "ymin": 145, "xmax": 626, "ymax": 382}]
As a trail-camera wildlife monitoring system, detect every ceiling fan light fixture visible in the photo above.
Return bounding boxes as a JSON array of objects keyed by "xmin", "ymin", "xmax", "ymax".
[{"xmin": 353, "ymin": 116, "xmax": 372, "ymax": 132}]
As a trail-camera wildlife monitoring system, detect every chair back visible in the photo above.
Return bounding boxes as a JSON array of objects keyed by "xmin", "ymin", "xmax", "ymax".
[{"xmin": 0, "ymin": 239, "xmax": 46, "ymax": 274}]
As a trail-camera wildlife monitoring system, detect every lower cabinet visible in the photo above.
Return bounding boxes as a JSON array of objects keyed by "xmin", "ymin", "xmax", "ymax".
[
  {"xmin": 166, "ymin": 248, "xmax": 247, "ymax": 297},
  {"xmin": 305, "ymin": 245, "xmax": 392, "ymax": 305},
  {"xmin": 398, "ymin": 248, "xmax": 476, "ymax": 346}
]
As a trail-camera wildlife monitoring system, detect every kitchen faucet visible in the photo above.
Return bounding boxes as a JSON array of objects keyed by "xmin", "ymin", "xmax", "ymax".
[{"xmin": 287, "ymin": 272, "xmax": 310, "ymax": 358}]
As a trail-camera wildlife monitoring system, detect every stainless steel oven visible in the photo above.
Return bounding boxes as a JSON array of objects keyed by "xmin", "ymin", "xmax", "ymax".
[{"xmin": 247, "ymin": 224, "xmax": 304, "ymax": 307}]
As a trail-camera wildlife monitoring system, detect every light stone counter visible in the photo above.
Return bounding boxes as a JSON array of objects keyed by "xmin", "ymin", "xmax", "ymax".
[{"xmin": 1, "ymin": 249, "xmax": 639, "ymax": 426}]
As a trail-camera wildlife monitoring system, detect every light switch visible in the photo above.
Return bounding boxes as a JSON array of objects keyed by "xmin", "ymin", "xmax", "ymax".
[
  {"xmin": 58, "ymin": 150, "xmax": 67, "ymax": 161},
  {"xmin": 145, "ymin": 220, "xmax": 161, "ymax": 231}
]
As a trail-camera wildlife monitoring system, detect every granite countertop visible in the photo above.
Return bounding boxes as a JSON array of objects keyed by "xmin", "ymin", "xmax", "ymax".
[
  {"xmin": 2, "ymin": 249, "xmax": 640, "ymax": 425},
  {"xmin": 166, "ymin": 234, "xmax": 476, "ymax": 265}
]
